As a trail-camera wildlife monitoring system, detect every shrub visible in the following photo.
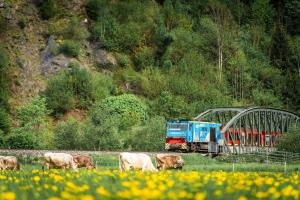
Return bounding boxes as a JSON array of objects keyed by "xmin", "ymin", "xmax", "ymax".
[
  {"xmin": 60, "ymin": 40, "xmax": 81, "ymax": 57},
  {"xmin": 63, "ymin": 17, "xmax": 89, "ymax": 42},
  {"xmin": 16, "ymin": 97, "xmax": 50, "ymax": 128},
  {"xmin": 152, "ymin": 91, "xmax": 186, "ymax": 119},
  {"xmin": 91, "ymin": 73, "xmax": 115, "ymax": 103},
  {"xmin": 134, "ymin": 47, "xmax": 155, "ymax": 70},
  {"xmin": 39, "ymin": 0, "xmax": 56, "ymax": 20},
  {"xmin": 0, "ymin": 108, "xmax": 10, "ymax": 134},
  {"xmin": 277, "ymin": 125, "xmax": 300, "ymax": 153},
  {"xmin": 5, "ymin": 130, "xmax": 39, "ymax": 149},
  {"xmin": 44, "ymin": 63, "xmax": 93, "ymax": 116},
  {"xmin": 82, "ymin": 112, "xmax": 121, "ymax": 150},
  {"xmin": 97, "ymin": 94, "xmax": 148, "ymax": 128},
  {"xmin": 54, "ymin": 119, "xmax": 81, "ymax": 150},
  {"xmin": 126, "ymin": 116, "xmax": 166, "ymax": 151},
  {"xmin": 86, "ymin": 0, "xmax": 108, "ymax": 20},
  {"xmin": 43, "ymin": 72, "xmax": 75, "ymax": 117}
]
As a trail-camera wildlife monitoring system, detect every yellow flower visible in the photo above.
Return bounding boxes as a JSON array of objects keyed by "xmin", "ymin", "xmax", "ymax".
[
  {"xmin": 79, "ymin": 195, "xmax": 94, "ymax": 200},
  {"xmin": 33, "ymin": 176, "xmax": 40, "ymax": 182},
  {"xmin": 256, "ymin": 191, "xmax": 268, "ymax": 199},
  {"xmin": 96, "ymin": 186, "xmax": 110, "ymax": 197},
  {"xmin": 194, "ymin": 192, "xmax": 206, "ymax": 200},
  {"xmin": 48, "ymin": 197, "xmax": 61, "ymax": 200},
  {"xmin": 0, "ymin": 192, "xmax": 16, "ymax": 200},
  {"xmin": 237, "ymin": 196, "xmax": 247, "ymax": 200}
]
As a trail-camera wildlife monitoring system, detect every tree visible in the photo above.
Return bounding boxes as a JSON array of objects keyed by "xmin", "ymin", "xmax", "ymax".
[
  {"xmin": 277, "ymin": 125, "xmax": 300, "ymax": 153},
  {"xmin": 207, "ymin": 0, "xmax": 232, "ymax": 81},
  {"xmin": 54, "ymin": 119, "xmax": 81, "ymax": 150}
]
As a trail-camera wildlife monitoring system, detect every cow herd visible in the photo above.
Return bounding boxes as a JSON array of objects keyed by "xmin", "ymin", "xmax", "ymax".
[{"xmin": 0, "ymin": 152, "xmax": 184, "ymax": 172}]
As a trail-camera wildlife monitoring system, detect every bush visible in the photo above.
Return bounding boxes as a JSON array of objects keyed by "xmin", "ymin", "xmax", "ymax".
[
  {"xmin": 86, "ymin": 0, "xmax": 108, "ymax": 20},
  {"xmin": 63, "ymin": 17, "xmax": 89, "ymax": 42},
  {"xmin": 82, "ymin": 112, "xmax": 121, "ymax": 150},
  {"xmin": 97, "ymin": 94, "xmax": 148, "ymax": 128},
  {"xmin": 16, "ymin": 97, "xmax": 50, "ymax": 128},
  {"xmin": 39, "ymin": 0, "xmax": 56, "ymax": 20},
  {"xmin": 43, "ymin": 72, "xmax": 75, "ymax": 117},
  {"xmin": 152, "ymin": 91, "xmax": 186, "ymax": 119},
  {"xmin": 277, "ymin": 125, "xmax": 300, "ymax": 153},
  {"xmin": 5, "ymin": 130, "xmax": 39, "ymax": 149},
  {"xmin": 126, "ymin": 116, "xmax": 166, "ymax": 151},
  {"xmin": 134, "ymin": 47, "xmax": 155, "ymax": 70},
  {"xmin": 91, "ymin": 73, "xmax": 115, "ymax": 102},
  {"xmin": 44, "ymin": 63, "xmax": 93, "ymax": 116},
  {"xmin": 0, "ymin": 108, "xmax": 10, "ymax": 134},
  {"xmin": 54, "ymin": 119, "xmax": 81, "ymax": 150},
  {"xmin": 60, "ymin": 40, "xmax": 81, "ymax": 57}
]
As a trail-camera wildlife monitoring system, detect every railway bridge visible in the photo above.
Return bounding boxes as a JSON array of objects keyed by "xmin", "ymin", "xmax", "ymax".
[{"xmin": 194, "ymin": 107, "xmax": 300, "ymax": 154}]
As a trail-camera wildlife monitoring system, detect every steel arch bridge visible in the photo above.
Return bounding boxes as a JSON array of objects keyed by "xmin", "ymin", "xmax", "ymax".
[{"xmin": 194, "ymin": 107, "xmax": 300, "ymax": 154}]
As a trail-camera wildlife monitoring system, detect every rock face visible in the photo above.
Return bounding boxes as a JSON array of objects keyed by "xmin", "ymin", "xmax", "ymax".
[
  {"xmin": 40, "ymin": 36, "xmax": 76, "ymax": 75},
  {"xmin": 94, "ymin": 49, "xmax": 117, "ymax": 68}
]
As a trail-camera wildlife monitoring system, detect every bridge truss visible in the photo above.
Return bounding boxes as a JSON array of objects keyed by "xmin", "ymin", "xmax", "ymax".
[{"xmin": 194, "ymin": 107, "xmax": 300, "ymax": 154}]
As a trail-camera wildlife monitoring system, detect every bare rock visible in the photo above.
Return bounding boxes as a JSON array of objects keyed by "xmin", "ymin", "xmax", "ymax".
[
  {"xmin": 40, "ymin": 35, "xmax": 58, "ymax": 63},
  {"xmin": 94, "ymin": 49, "xmax": 117, "ymax": 68},
  {"xmin": 41, "ymin": 54, "xmax": 77, "ymax": 75}
]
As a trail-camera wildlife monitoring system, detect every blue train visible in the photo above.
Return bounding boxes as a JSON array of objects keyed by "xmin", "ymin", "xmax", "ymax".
[{"xmin": 165, "ymin": 120, "xmax": 224, "ymax": 153}]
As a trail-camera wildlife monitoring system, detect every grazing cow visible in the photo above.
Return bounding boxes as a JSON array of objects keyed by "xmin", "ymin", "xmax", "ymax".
[
  {"xmin": 73, "ymin": 155, "xmax": 95, "ymax": 169},
  {"xmin": 119, "ymin": 152, "xmax": 157, "ymax": 172},
  {"xmin": 155, "ymin": 154, "xmax": 184, "ymax": 170},
  {"xmin": 0, "ymin": 156, "xmax": 20, "ymax": 170},
  {"xmin": 44, "ymin": 152, "xmax": 77, "ymax": 170}
]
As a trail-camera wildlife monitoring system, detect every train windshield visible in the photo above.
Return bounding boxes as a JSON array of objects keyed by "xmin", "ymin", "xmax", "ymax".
[{"xmin": 168, "ymin": 123, "xmax": 188, "ymax": 131}]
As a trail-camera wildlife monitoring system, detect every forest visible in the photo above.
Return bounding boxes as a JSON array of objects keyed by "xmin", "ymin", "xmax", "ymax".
[{"xmin": 0, "ymin": 0, "xmax": 299, "ymax": 151}]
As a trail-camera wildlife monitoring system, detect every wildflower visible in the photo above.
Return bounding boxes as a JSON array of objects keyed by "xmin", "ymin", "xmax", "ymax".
[{"xmin": 0, "ymin": 192, "xmax": 16, "ymax": 200}]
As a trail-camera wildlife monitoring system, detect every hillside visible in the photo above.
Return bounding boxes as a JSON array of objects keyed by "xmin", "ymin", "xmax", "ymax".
[{"xmin": 0, "ymin": 0, "xmax": 299, "ymax": 150}]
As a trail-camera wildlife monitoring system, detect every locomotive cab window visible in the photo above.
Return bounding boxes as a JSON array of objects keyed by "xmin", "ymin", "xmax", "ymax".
[{"xmin": 210, "ymin": 127, "xmax": 216, "ymax": 142}]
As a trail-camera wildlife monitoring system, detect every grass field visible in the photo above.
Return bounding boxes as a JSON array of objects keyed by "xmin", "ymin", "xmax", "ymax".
[
  {"xmin": 1, "ymin": 152, "xmax": 300, "ymax": 200},
  {"xmin": 11, "ymin": 153, "xmax": 300, "ymax": 173}
]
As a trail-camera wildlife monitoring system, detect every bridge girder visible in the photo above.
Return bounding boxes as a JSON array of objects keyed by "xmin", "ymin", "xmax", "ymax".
[{"xmin": 194, "ymin": 107, "xmax": 300, "ymax": 154}]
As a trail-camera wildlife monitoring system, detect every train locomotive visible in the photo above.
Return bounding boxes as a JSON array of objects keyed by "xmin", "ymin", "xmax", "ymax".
[{"xmin": 165, "ymin": 120, "xmax": 224, "ymax": 153}]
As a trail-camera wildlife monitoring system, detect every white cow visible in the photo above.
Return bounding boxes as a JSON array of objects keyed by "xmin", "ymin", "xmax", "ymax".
[
  {"xmin": 119, "ymin": 152, "xmax": 157, "ymax": 172},
  {"xmin": 44, "ymin": 152, "xmax": 77, "ymax": 170}
]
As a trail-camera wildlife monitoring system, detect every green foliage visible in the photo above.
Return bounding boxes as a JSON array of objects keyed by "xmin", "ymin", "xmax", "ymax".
[
  {"xmin": 0, "ymin": 47, "xmax": 9, "ymax": 70},
  {"xmin": 39, "ymin": 0, "xmax": 56, "ymax": 20},
  {"xmin": 277, "ymin": 125, "xmax": 300, "ymax": 153},
  {"xmin": 82, "ymin": 111, "xmax": 121, "ymax": 150},
  {"xmin": 54, "ymin": 119, "xmax": 81, "ymax": 150},
  {"xmin": 16, "ymin": 97, "xmax": 50, "ymax": 128},
  {"xmin": 251, "ymin": 89, "xmax": 283, "ymax": 108},
  {"xmin": 127, "ymin": 116, "xmax": 166, "ymax": 151},
  {"xmin": 60, "ymin": 40, "xmax": 81, "ymax": 57},
  {"xmin": 7, "ymin": 96, "xmax": 52, "ymax": 149},
  {"xmin": 134, "ymin": 47, "xmax": 155, "ymax": 70},
  {"xmin": 44, "ymin": 63, "xmax": 94, "ymax": 116},
  {"xmin": 97, "ymin": 94, "xmax": 148, "ymax": 128},
  {"xmin": 63, "ymin": 17, "xmax": 89, "ymax": 42},
  {"xmin": 0, "ymin": 108, "xmax": 10, "ymax": 134},
  {"xmin": 5, "ymin": 131, "xmax": 39, "ymax": 149},
  {"xmin": 86, "ymin": 0, "xmax": 108, "ymax": 20},
  {"xmin": 91, "ymin": 73, "xmax": 115, "ymax": 103},
  {"xmin": 152, "ymin": 91, "xmax": 186, "ymax": 119}
]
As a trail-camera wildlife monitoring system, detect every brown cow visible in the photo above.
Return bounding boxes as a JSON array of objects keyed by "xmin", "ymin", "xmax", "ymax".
[
  {"xmin": 155, "ymin": 154, "xmax": 184, "ymax": 170},
  {"xmin": 0, "ymin": 156, "xmax": 20, "ymax": 170},
  {"xmin": 73, "ymin": 155, "xmax": 95, "ymax": 169}
]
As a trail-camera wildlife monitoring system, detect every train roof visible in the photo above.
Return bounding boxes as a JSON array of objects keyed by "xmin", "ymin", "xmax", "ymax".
[{"xmin": 167, "ymin": 120, "xmax": 222, "ymax": 125}]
